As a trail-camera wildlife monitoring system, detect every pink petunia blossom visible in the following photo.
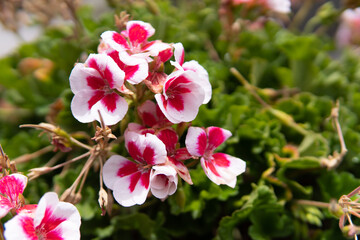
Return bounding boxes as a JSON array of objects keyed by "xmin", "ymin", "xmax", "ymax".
[
  {"xmin": 185, "ymin": 126, "xmax": 246, "ymax": 187},
  {"xmin": 154, "ymin": 70, "xmax": 206, "ymax": 123},
  {"xmin": 150, "ymin": 165, "xmax": 178, "ymax": 200},
  {"xmin": 4, "ymin": 192, "xmax": 81, "ymax": 240},
  {"xmin": 336, "ymin": 8, "xmax": 360, "ymax": 47},
  {"xmin": 69, "ymin": 53, "xmax": 128, "ymax": 126},
  {"xmin": 102, "ymin": 132, "xmax": 167, "ymax": 207},
  {"xmin": 0, "ymin": 173, "xmax": 28, "ymax": 218},
  {"xmin": 172, "ymin": 43, "xmax": 212, "ymax": 104}
]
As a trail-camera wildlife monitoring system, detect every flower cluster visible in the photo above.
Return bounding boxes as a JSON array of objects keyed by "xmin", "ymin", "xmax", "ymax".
[
  {"xmin": 69, "ymin": 20, "xmax": 246, "ymax": 207},
  {"xmin": 0, "ymin": 174, "xmax": 81, "ymax": 240}
]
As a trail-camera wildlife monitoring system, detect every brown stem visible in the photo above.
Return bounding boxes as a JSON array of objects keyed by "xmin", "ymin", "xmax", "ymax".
[
  {"xmin": 12, "ymin": 145, "xmax": 53, "ymax": 164},
  {"xmin": 295, "ymin": 199, "xmax": 331, "ymax": 208},
  {"xmin": 321, "ymin": 100, "xmax": 348, "ymax": 169}
]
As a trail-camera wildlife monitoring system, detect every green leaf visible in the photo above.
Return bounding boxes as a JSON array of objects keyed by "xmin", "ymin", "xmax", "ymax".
[{"xmin": 318, "ymin": 171, "xmax": 360, "ymax": 201}]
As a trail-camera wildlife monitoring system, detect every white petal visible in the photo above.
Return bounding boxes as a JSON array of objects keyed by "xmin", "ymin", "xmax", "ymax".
[
  {"xmin": 112, "ymin": 171, "xmax": 152, "ymax": 207},
  {"xmin": 49, "ymin": 201, "xmax": 81, "ymax": 240},
  {"xmin": 173, "ymin": 42, "xmax": 185, "ymax": 66},
  {"xmin": 70, "ymin": 91, "xmax": 97, "ymax": 123},
  {"xmin": 155, "ymin": 71, "xmax": 205, "ymax": 123},
  {"xmin": 90, "ymin": 93, "xmax": 128, "ymax": 126},
  {"xmin": 183, "ymin": 60, "xmax": 212, "ymax": 104},
  {"xmin": 85, "ymin": 54, "xmax": 125, "ymax": 90},
  {"xmin": 4, "ymin": 214, "xmax": 34, "ymax": 240},
  {"xmin": 34, "ymin": 192, "xmax": 59, "ymax": 227},
  {"xmin": 101, "ymin": 31, "xmax": 129, "ymax": 52},
  {"xmin": 201, "ymin": 154, "xmax": 246, "ymax": 188},
  {"xmin": 119, "ymin": 51, "xmax": 149, "ymax": 84},
  {"xmin": 103, "ymin": 155, "xmax": 130, "ymax": 190},
  {"xmin": 69, "ymin": 63, "xmax": 101, "ymax": 94}
]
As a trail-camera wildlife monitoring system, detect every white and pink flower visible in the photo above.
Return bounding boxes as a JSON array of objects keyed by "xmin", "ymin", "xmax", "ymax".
[
  {"xmin": 185, "ymin": 126, "xmax": 246, "ymax": 188},
  {"xmin": 150, "ymin": 165, "xmax": 178, "ymax": 200},
  {"xmin": 103, "ymin": 132, "xmax": 168, "ymax": 207},
  {"xmin": 336, "ymin": 8, "xmax": 360, "ymax": 47},
  {"xmin": 173, "ymin": 43, "xmax": 212, "ymax": 104},
  {"xmin": 101, "ymin": 20, "xmax": 172, "ymax": 61},
  {"xmin": 4, "ymin": 192, "xmax": 81, "ymax": 240},
  {"xmin": 154, "ymin": 70, "xmax": 206, "ymax": 123},
  {"xmin": 69, "ymin": 53, "xmax": 128, "ymax": 126},
  {"xmin": 0, "ymin": 173, "xmax": 28, "ymax": 218}
]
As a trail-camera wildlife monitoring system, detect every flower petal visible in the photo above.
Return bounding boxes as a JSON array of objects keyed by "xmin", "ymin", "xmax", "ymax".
[
  {"xmin": 0, "ymin": 173, "xmax": 28, "ymax": 218},
  {"xmin": 103, "ymin": 155, "xmax": 134, "ymax": 190},
  {"xmin": 206, "ymin": 127, "xmax": 232, "ymax": 151},
  {"xmin": 4, "ymin": 213, "xmax": 37, "ymax": 240},
  {"xmin": 201, "ymin": 153, "xmax": 246, "ymax": 188},
  {"xmin": 173, "ymin": 42, "xmax": 185, "ymax": 66},
  {"xmin": 185, "ymin": 126, "xmax": 207, "ymax": 157},
  {"xmin": 112, "ymin": 171, "xmax": 151, "ymax": 207},
  {"xmin": 32, "ymin": 192, "xmax": 80, "ymax": 240},
  {"xmin": 69, "ymin": 63, "xmax": 102, "ymax": 94},
  {"xmin": 126, "ymin": 21, "xmax": 155, "ymax": 47},
  {"xmin": 101, "ymin": 31, "xmax": 130, "ymax": 52},
  {"xmin": 150, "ymin": 165, "xmax": 178, "ymax": 199},
  {"xmin": 156, "ymin": 128, "xmax": 178, "ymax": 154},
  {"xmin": 103, "ymin": 155, "xmax": 152, "ymax": 207},
  {"xmin": 155, "ymin": 71, "xmax": 205, "ymax": 123},
  {"xmin": 90, "ymin": 92, "xmax": 128, "ymax": 126},
  {"xmin": 182, "ymin": 60, "xmax": 211, "ymax": 104},
  {"xmin": 84, "ymin": 54, "xmax": 125, "ymax": 90}
]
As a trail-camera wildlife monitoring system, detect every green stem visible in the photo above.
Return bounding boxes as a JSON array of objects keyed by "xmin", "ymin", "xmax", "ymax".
[{"xmin": 231, "ymin": 68, "xmax": 310, "ymax": 136}]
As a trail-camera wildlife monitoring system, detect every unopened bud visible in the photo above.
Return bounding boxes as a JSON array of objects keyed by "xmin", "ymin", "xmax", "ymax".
[{"xmin": 98, "ymin": 188, "xmax": 108, "ymax": 216}]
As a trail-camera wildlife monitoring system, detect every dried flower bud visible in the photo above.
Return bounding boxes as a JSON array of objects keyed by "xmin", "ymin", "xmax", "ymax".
[
  {"xmin": 92, "ymin": 126, "xmax": 117, "ymax": 142},
  {"xmin": 28, "ymin": 166, "xmax": 52, "ymax": 180},
  {"xmin": 98, "ymin": 188, "xmax": 108, "ymax": 216}
]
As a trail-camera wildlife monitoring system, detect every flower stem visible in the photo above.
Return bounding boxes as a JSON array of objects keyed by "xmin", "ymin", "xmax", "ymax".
[{"xmin": 12, "ymin": 145, "xmax": 54, "ymax": 164}]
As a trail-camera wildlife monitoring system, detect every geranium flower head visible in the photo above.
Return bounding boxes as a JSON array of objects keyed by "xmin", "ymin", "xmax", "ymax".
[
  {"xmin": 185, "ymin": 126, "xmax": 246, "ymax": 187},
  {"xmin": 69, "ymin": 53, "xmax": 128, "ymax": 126},
  {"xmin": 103, "ymin": 132, "xmax": 167, "ymax": 207},
  {"xmin": 0, "ymin": 173, "xmax": 28, "ymax": 218},
  {"xmin": 4, "ymin": 192, "xmax": 81, "ymax": 240},
  {"xmin": 101, "ymin": 21, "xmax": 155, "ymax": 55},
  {"xmin": 155, "ymin": 70, "xmax": 206, "ymax": 123}
]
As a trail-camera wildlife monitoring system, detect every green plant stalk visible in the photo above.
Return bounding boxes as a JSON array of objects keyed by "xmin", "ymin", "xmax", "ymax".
[{"xmin": 230, "ymin": 67, "xmax": 310, "ymax": 136}]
